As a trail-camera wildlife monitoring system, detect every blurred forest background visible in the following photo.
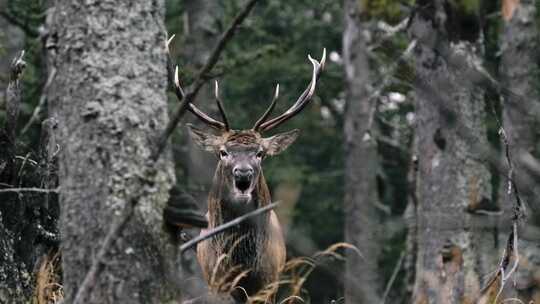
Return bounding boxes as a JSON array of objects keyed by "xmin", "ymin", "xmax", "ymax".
[{"xmin": 0, "ymin": 0, "xmax": 540, "ymax": 303}]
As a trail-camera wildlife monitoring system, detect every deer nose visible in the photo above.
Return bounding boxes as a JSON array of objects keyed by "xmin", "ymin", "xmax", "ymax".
[{"xmin": 233, "ymin": 167, "xmax": 254, "ymax": 180}]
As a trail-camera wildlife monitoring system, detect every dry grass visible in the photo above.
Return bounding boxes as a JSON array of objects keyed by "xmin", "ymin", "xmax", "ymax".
[
  {"xmin": 206, "ymin": 242, "xmax": 359, "ymax": 304},
  {"xmin": 33, "ymin": 250, "xmax": 63, "ymax": 304}
]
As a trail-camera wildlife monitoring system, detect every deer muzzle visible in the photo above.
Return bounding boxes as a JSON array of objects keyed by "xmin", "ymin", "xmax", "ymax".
[{"xmin": 233, "ymin": 167, "xmax": 254, "ymax": 193}]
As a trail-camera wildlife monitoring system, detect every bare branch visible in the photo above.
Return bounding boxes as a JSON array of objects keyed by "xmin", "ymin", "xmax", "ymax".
[
  {"xmin": 5, "ymin": 50, "xmax": 26, "ymax": 143},
  {"xmin": 21, "ymin": 67, "xmax": 57, "ymax": 134},
  {"xmin": 180, "ymin": 202, "xmax": 280, "ymax": 253},
  {"xmin": 475, "ymin": 74, "xmax": 525, "ymax": 304},
  {"xmin": 0, "ymin": 187, "xmax": 59, "ymax": 194},
  {"xmin": 381, "ymin": 250, "xmax": 405, "ymax": 304}
]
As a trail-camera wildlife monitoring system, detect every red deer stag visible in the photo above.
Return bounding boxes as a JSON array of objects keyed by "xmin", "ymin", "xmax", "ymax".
[{"xmin": 181, "ymin": 50, "xmax": 326, "ymax": 301}]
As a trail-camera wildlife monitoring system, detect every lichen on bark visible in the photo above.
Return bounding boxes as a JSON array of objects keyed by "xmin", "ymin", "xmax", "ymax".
[{"xmin": 47, "ymin": 0, "xmax": 181, "ymax": 302}]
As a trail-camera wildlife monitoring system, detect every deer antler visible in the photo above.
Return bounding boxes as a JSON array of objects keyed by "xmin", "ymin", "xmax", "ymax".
[
  {"xmin": 252, "ymin": 84, "xmax": 279, "ymax": 131},
  {"xmin": 187, "ymin": 80, "xmax": 230, "ymax": 131},
  {"xmin": 173, "ymin": 66, "xmax": 230, "ymax": 131},
  {"xmin": 253, "ymin": 48, "xmax": 326, "ymax": 132},
  {"xmin": 169, "ymin": 35, "xmax": 229, "ymax": 131}
]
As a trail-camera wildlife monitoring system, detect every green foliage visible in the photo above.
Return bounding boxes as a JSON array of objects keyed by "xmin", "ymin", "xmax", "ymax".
[
  {"xmin": 456, "ymin": 0, "xmax": 481, "ymax": 14},
  {"xmin": 363, "ymin": 0, "xmax": 414, "ymax": 21}
]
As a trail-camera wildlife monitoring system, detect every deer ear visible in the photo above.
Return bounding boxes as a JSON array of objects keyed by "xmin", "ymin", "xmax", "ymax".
[
  {"xmin": 262, "ymin": 129, "xmax": 300, "ymax": 156},
  {"xmin": 186, "ymin": 124, "xmax": 221, "ymax": 152}
]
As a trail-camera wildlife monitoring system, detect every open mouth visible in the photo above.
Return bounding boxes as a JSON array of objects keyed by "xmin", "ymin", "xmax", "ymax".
[{"xmin": 234, "ymin": 179, "xmax": 251, "ymax": 193}]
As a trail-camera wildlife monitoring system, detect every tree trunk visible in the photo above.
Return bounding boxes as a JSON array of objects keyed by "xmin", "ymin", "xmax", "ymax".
[
  {"xmin": 47, "ymin": 1, "xmax": 180, "ymax": 303},
  {"xmin": 500, "ymin": 0, "xmax": 540, "ymax": 301},
  {"xmin": 409, "ymin": 1, "xmax": 498, "ymax": 302},
  {"xmin": 343, "ymin": 0, "xmax": 381, "ymax": 302}
]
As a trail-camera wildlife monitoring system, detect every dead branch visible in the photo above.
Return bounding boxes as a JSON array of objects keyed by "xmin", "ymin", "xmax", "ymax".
[
  {"xmin": 0, "ymin": 187, "xmax": 59, "ymax": 194},
  {"xmin": 5, "ymin": 50, "xmax": 26, "ymax": 144},
  {"xmin": 478, "ymin": 124, "xmax": 525, "ymax": 303},
  {"xmin": 180, "ymin": 202, "xmax": 280, "ymax": 253},
  {"xmin": 381, "ymin": 250, "xmax": 406, "ymax": 304},
  {"xmin": 21, "ymin": 68, "xmax": 57, "ymax": 134},
  {"xmin": 71, "ymin": 1, "xmax": 260, "ymax": 302},
  {"xmin": 366, "ymin": 39, "xmax": 417, "ymax": 132}
]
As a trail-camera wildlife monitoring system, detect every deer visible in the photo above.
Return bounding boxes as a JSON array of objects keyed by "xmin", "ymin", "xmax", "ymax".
[{"xmin": 179, "ymin": 49, "xmax": 326, "ymax": 302}]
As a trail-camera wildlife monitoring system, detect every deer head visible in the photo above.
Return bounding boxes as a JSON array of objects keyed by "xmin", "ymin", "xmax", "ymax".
[{"xmin": 178, "ymin": 49, "xmax": 326, "ymax": 217}]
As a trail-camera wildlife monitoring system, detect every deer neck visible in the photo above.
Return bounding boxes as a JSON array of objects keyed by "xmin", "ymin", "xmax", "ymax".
[
  {"xmin": 207, "ymin": 168, "xmax": 272, "ymax": 268},
  {"xmin": 208, "ymin": 166, "xmax": 272, "ymax": 228}
]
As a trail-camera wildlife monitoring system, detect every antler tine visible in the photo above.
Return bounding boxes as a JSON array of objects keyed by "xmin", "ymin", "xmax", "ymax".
[
  {"xmin": 186, "ymin": 82, "xmax": 229, "ymax": 130},
  {"xmin": 257, "ymin": 48, "xmax": 326, "ymax": 132},
  {"xmin": 214, "ymin": 81, "xmax": 230, "ymax": 131},
  {"xmin": 167, "ymin": 35, "xmax": 227, "ymax": 131},
  {"xmin": 252, "ymin": 84, "xmax": 279, "ymax": 131},
  {"xmin": 174, "ymin": 66, "xmax": 185, "ymax": 99},
  {"xmin": 187, "ymin": 102, "xmax": 227, "ymax": 130},
  {"xmin": 166, "ymin": 34, "xmax": 185, "ymax": 101}
]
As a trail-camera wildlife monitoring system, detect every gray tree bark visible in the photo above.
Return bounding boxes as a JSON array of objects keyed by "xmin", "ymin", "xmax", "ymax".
[
  {"xmin": 500, "ymin": 0, "xmax": 540, "ymax": 301},
  {"xmin": 47, "ymin": 1, "xmax": 180, "ymax": 303},
  {"xmin": 343, "ymin": 0, "xmax": 381, "ymax": 303},
  {"xmin": 409, "ymin": 1, "xmax": 498, "ymax": 302}
]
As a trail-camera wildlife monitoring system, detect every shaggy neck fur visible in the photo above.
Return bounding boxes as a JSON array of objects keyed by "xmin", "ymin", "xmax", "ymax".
[{"xmin": 207, "ymin": 162, "xmax": 272, "ymax": 269}]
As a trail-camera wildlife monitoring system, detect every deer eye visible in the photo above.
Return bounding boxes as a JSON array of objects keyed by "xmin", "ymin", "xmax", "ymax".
[
  {"xmin": 219, "ymin": 150, "xmax": 229, "ymax": 158},
  {"xmin": 256, "ymin": 151, "xmax": 264, "ymax": 159}
]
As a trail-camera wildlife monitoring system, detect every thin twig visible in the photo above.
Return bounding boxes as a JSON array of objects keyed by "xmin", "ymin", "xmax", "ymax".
[
  {"xmin": 5, "ymin": 50, "xmax": 26, "ymax": 144},
  {"xmin": 381, "ymin": 250, "xmax": 405, "ymax": 304},
  {"xmin": 479, "ymin": 95, "xmax": 525, "ymax": 302},
  {"xmin": 21, "ymin": 68, "xmax": 57, "ymax": 134},
  {"xmin": 180, "ymin": 202, "xmax": 280, "ymax": 253},
  {"xmin": 0, "ymin": 187, "xmax": 59, "ymax": 194},
  {"xmin": 71, "ymin": 1, "xmax": 260, "ymax": 302},
  {"xmin": 366, "ymin": 39, "xmax": 417, "ymax": 132}
]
